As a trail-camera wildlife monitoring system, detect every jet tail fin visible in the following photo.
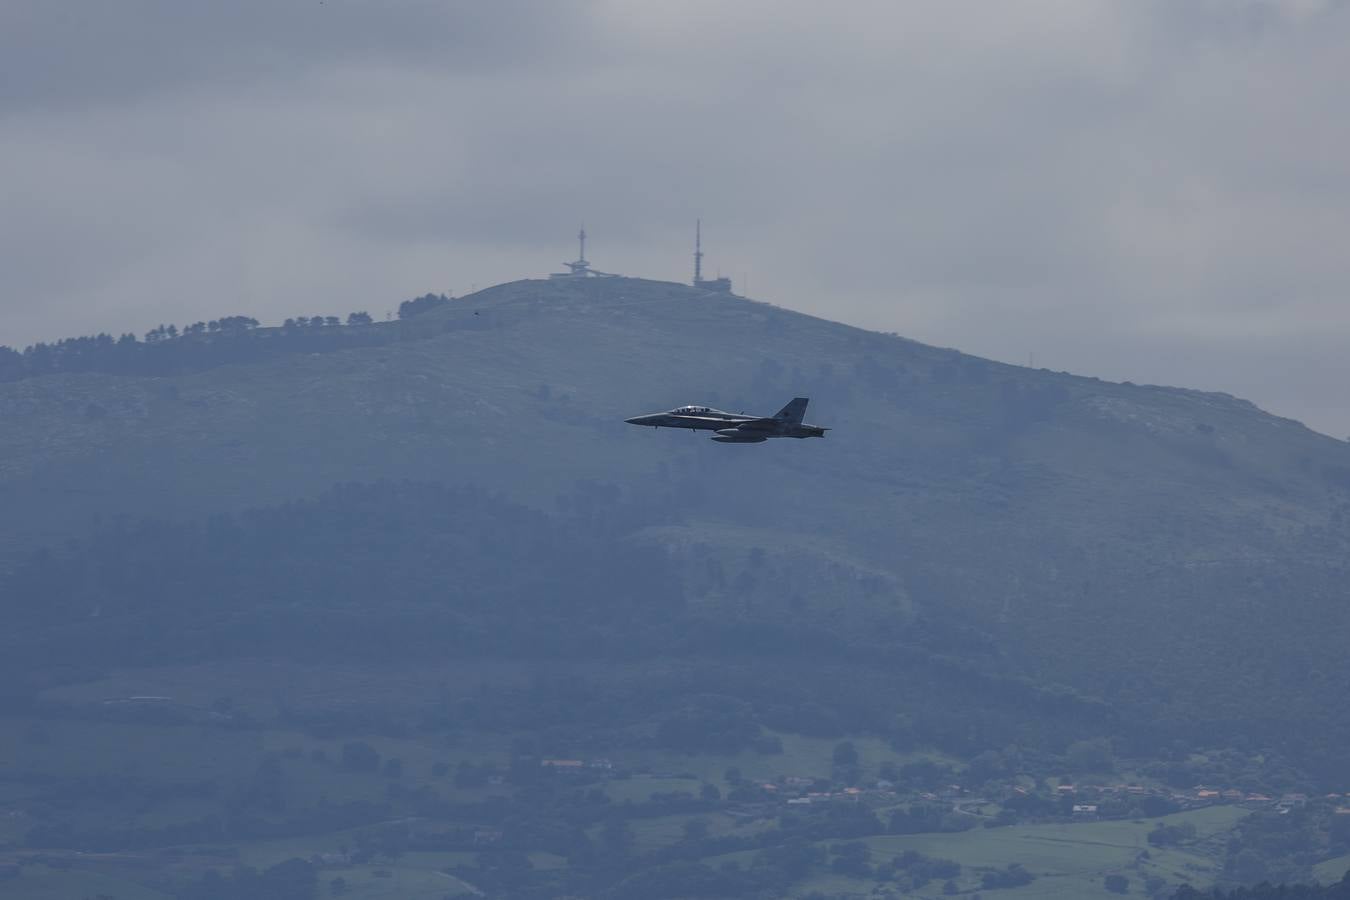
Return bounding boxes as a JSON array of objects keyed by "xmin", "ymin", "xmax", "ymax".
[{"xmin": 773, "ymin": 397, "xmax": 809, "ymax": 424}]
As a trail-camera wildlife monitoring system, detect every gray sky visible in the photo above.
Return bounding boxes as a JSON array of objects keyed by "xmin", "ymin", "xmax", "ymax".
[{"xmin": 4, "ymin": 0, "xmax": 1349, "ymax": 435}]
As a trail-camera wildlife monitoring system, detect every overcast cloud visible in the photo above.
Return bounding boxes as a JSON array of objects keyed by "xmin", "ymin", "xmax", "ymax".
[{"xmin": 3, "ymin": 0, "xmax": 1348, "ymax": 434}]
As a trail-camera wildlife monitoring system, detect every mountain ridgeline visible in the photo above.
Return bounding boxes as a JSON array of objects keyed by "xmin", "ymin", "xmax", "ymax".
[{"xmin": 4, "ymin": 275, "xmax": 1350, "ymax": 782}]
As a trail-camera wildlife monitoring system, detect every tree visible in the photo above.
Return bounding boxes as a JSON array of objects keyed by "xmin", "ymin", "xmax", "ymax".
[
  {"xmin": 1067, "ymin": 738, "xmax": 1115, "ymax": 774},
  {"xmin": 1147, "ymin": 822, "xmax": 1196, "ymax": 848},
  {"xmin": 966, "ymin": 750, "xmax": 1006, "ymax": 783},
  {"xmin": 826, "ymin": 739, "xmax": 858, "ymax": 788},
  {"xmin": 982, "ymin": 863, "xmax": 1034, "ymax": 889},
  {"xmin": 341, "ymin": 741, "xmax": 380, "ymax": 773},
  {"xmin": 830, "ymin": 841, "xmax": 872, "ymax": 878},
  {"xmin": 398, "ymin": 293, "xmax": 450, "ymax": 319},
  {"xmin": 249, "ymin": 755, "xmax": 286, "ymax": 811},
  {"xmin": 1105, "ymin": 873, "xmax": 1129, "ymax": 894},
  {"xmin": 756, "ymin": 837, "xmax": 824, "ymax": 880},
  {"xmin": 347, "ymin": 311, "xmax": 373, "ymax": 326},
  {"xmin": 216, "ymin": 315, "xmax": 258, "ymax": 332},
  {"xmin": 1230, "ymin": 848, "xmax": 1268, "ymax": 883},
  {"xmin": 260, "ymin": 858, "xmax": 318, "ymax": 900},
  {"xmin": 682, "ymin": 818, "xmax": 710, "ymax": 842},
  {"xmin": 601, "ymin": 819, "xmax": 635, "ymax": 857}
]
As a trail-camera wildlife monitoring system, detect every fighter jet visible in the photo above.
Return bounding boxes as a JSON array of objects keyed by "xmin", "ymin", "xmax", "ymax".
[{"xmin": 624, "ymin": 398, "xmax": 828, "ymax": 443}]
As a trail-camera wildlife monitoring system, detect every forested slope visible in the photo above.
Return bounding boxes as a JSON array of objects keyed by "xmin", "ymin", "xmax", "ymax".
[{"xmin": 3, "ymin": 276, "xmax": 1350, "ymax": 775}]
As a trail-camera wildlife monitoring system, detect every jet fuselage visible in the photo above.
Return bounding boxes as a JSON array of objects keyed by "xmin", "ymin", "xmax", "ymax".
[{"xmin": 624, "ymin": 400, "xmax": 828, "ymax": 443}]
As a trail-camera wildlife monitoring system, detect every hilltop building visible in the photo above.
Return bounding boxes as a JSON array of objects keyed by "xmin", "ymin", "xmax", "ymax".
[{"xmin": 693, "ymin": 220, "xmax": 732, "ymax": 293}]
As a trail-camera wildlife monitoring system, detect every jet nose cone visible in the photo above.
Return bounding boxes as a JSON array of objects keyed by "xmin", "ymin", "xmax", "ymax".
[{"xmin": 624, "ymin": 416, "xmax": 646, "ymax": 425}]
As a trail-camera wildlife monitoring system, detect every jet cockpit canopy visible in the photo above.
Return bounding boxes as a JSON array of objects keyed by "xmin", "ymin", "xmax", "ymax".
[{"xmin": 674, "ymin": 406, "xmax": 712, "ymax": 415}]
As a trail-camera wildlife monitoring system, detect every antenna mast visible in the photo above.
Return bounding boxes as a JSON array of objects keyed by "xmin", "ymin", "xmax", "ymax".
[
  {"xmin": 694, "ymin": 219, "xmax": 704, "ymax": 284},
  {"xmin": 550, "ymin": 224, "xmax": 617, "ymax": 279}
]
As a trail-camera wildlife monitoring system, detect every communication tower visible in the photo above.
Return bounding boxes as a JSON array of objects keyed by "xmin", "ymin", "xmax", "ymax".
[
  {"xmin": 694, "ymin": 219, "xmax": 704, "ymax": 284},
  {"xmin": 550, "ymin": 226, "xmax": 617, "ymax": 279},
  {"xmin": 692, "ymin": 220, "xmax": 732, "ymax": 293}
]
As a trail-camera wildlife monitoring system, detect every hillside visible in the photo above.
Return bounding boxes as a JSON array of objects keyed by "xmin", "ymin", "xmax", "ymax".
[
  {"xmin": 4, "ymin": 277, "xmax": 1350, "ymax": 757},
  {"xmin": 6, "ymin": 276, "xmax": 1350, "ymax": 897}
]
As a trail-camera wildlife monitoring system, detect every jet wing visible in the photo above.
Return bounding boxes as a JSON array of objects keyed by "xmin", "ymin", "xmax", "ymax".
[{"xmin": 728, "ymin": 418, "xmax": 778, "ymax": 431}]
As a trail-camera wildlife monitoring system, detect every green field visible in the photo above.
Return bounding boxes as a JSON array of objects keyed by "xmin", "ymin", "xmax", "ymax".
[
  {"xmin": 0, "ymin": 656, "xmax": 1322, "ymax": 900},
  {"xmin": 705, "ymin": 806, "xmax": 1247, "ymax": 899},
  {"xmin": 0, "ymin": 703, "xmax": 1313, "ymax": 900},
  {"xmin": 0, "ymin": 864, "xmax": 172, "ymax": 900},
  {"xmin": 0, "ymin": 699, "xmax": 1262, "ymax": 899},
  {"xmin": 1315, "ymin": 852, "xmax": 1350, "ymax": 884},
  {"xmin": 236, "ymin": 844, "xmax": 485, "ymax": 900},
  {"xmin": 0, "ymin": 717, "xmax": 261, "ymax": 783},
  {"xmin": 291, "ymin": 862, "xmax": 478, "ymax": 900}
]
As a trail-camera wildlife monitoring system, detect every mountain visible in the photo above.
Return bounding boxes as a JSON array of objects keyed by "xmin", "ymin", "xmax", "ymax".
[{"xmin": 3, "ymin": 275, "xmax": 1350, "ymax": 773}]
